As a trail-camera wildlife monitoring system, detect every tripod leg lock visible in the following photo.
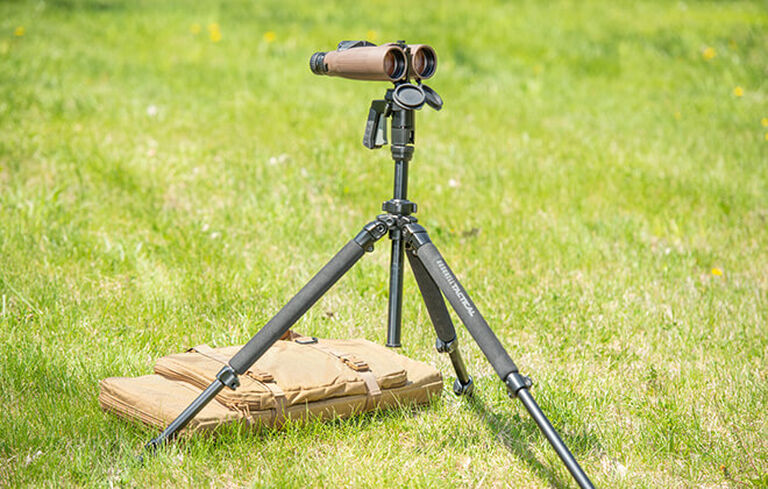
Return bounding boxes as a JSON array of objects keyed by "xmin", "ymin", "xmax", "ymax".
[
  {"xmin": 435, "ymin": 337, "xmax": 475, "ymax": 396},
  {"xmin": 452, "ymin": 376, "xmax": 474, "ymax": 396},
  {"xmin": 435, "ymin": 337, "xmax": 457, "ymax": 353},
  {"xmin": 505, "ymin": 372, "xmax": 533, "ymax": 398},
  {"xmin": 216, "ymin": 366, "xmax": 240, "ymax": 390}
]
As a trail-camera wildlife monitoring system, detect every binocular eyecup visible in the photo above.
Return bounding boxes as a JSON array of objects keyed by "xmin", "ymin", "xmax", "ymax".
[{"xmin": 310, "ymin": 41, "xmax": 437, "ymax": 82}]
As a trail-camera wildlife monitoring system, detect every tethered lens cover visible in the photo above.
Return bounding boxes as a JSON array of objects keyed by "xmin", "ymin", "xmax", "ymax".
[
  {"xmin": 393, "ymin": 84, "xmax": 426, "ymax": 110},
  {"xmin": 422, "ymin": 84, "xmax": 443, "ymax": 111}
]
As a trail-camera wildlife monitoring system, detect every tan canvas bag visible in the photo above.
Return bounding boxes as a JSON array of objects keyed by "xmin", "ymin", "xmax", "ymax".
[{"xmin": 100, "ymin": 333, "xmax": 442, "ymax": 432}]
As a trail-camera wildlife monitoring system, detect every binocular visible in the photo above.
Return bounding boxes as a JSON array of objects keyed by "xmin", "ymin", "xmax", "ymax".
[{"xmin": 310, "ymin": 41, "xmax": 436, "ymax": 82}]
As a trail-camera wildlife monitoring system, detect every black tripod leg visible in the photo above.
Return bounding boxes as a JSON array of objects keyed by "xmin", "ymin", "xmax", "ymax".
[
  {"xmin": 406, "ymin": 248, "xmax": 473, "ymax": 396},
  {"xmin": 143, "ymin": 219, "xmax": 390, "ymax": 452},
  {"xmin": 404, "ymin": 224, "xmax": 595, "ymax": 489},
  {"xmin": 386, "ymin": 229, "xmax": 405, "ymax": 347}
]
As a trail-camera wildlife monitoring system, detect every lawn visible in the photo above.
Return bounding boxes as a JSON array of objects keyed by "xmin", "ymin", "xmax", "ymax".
[{"xmin": 1, "ymin": 0, "xmax": 767, "ymax": 487}]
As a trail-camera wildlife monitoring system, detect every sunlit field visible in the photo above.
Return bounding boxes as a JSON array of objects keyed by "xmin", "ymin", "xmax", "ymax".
[{"xmin": 1, "ymin": 1, "xmax": 767, "ymax": 487}]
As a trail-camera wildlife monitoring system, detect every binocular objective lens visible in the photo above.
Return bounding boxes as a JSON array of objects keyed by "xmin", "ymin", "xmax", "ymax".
[
  {"xmin": 413, "ymin": 51, "xmax": 426, "ymax": 76},
  {"xmin": 384, "ymin": 49, "xmax": 406, "ymax": 80},
  {"xmin": 410, "ymin": 46, "xmax": 436, "ymax": 79},
  {"xmin": 384, "ymin": 51, "xmax": 396, "ymax": 77}
]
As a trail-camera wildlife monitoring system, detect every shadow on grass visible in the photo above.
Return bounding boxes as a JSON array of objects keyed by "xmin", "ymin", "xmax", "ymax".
[
  {"xmin": 152, "ymin": 399, "xmax": 438, "ymax": 452},
  {"xmin": 465, "ymin": 393, "xmax": 600, "ymax": 489},
  {"xmin": 127, "ymin": 389, "xmax": 599, "ymax": 489}
]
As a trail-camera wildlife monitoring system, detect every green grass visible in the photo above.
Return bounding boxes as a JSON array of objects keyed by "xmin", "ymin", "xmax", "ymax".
[{"xmin": 1, "ymin": 0, "xmax": 767, "ymax": 487}]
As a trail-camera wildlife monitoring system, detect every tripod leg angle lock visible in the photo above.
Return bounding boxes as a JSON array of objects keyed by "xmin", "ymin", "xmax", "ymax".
[{"xmin": 143, "ymin": 52, "xmax": 595, "ymax": 489}]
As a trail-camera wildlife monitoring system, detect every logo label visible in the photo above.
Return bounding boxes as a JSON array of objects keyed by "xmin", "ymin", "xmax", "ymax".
[{"xmin": 436, "ymin": 259, "xmax": 475, "ymax": 317}]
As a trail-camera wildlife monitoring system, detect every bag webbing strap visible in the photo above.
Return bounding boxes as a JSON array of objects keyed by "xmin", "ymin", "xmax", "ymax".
[
  {"xmin": 262, "ymin": 382, "xmax": 288, "ymax": 427},
  {"xmin": 296, "ymin": 339, "xmax": 382, "ymax": 410},
  {"xmin": 359, "ymin": 370, "xmax": 382, "ymax": 410},
  {"xmin": 189, "ymin": 345, "xmax": 287, "ymax": 425}
]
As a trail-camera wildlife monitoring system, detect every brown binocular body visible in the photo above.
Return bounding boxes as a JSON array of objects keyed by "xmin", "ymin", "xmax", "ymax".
[{"xmin": 310, "ymin": 42, "xmax": 437, "ymax": 82}]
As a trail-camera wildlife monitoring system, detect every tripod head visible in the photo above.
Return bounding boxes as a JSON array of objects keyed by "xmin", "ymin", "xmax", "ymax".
[
  {"xmin": 360, "ymin": 65, "xmax": 443, "ymax": 218},
  {"xmin": 362, "ymin": 81, "xmax": 442, "ymax": 150}
]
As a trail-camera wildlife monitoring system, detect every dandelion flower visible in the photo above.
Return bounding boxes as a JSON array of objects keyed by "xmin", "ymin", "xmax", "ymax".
[
  {"xmin": 366, "ymin": 30, "xmax": 378, "ymax": 41},
  {"xmin": 190, "ymin": 23, "xmax": 201, "ymax": 35},
  {"xmin": 14, "ymin": 26, "xmax": 25, "ymax": 37},
  {"xmin": 765, "ymin": 133, "xmax": 768, "ymax": 141},
  {"xmin": 761, "ymin": 117, "xmax": 768, "ymax": 127},
  {"xmin": 702, "ymin": 46, "xmax": 715, "ymax": 60},
  {"xmin": 208, "ymin": 23, "xmax": 222, "ymax": 42},
  {"xmin": 733, "ymin": 86, "xmax": 744, "ymax": 97},
  {"xmin": 263, "ymin": 31, "xmax": 276, "ymax": 43},
  {"xmin": 711, "ymin": 268, "xmax": 723, "ymax": 276}
]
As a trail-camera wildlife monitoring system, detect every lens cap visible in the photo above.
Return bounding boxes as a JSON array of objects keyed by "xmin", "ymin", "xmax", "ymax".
[
  {"xmin": 422, "ymin": 84, "xmax": 443, "ymax": 111},
  {"xmin": 392, "ymin": 84, "xmax": 426, "ymax": 110}
]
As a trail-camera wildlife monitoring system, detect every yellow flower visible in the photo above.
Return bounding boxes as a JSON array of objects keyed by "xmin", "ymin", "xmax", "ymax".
[
  {"xmin": 733, "ymin": 86, "xmax": 743, "ymax": 97},
  {"xmin": 711, "ymin": 268, "xmax": 723, "ymax": 276},
  {"xmin": 14, "ymin": 26, "xmax": 25, "ymax": 37},
  {"xmin": 263, "ymin": 31, "xmax": 276, "ymax": 43},
  {"xmin": 765, "ymin": 133, "xmax": 768, "ymax": 141},
  {"xmin": 208, "ymin": 23, "xmax": 221, "ymax": 42},
  {"xmin": 702, "ymin": 46, "xmax": 715, "ymax": 60},
  {"xmin": 761, "ymin": 117, "xmax": 768, "ymax": 127},
  {"xmin": 674, "ymin": 111, "xmax": 681, "ymax": 120},
  {"xmin": 366, "ymin": 30, "xmax": 378, "ymax": 41},
  {"xmin": 190, "ymin": 23, "xmax": 201, "ymax": 35}
]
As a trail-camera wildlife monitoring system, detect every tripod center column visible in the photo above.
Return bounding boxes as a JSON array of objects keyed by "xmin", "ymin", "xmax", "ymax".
[
  {"xmin": 385, "ymin": 106, "xmax": 415, "ymax": 348},
  {"xmin": 390, "ymin": 108, "xmax": 415, "ymax": 200}
]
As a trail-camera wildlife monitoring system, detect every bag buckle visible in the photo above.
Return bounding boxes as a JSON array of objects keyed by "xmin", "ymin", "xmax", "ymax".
[{"xmin": 340, "ymin": 355, "xmax": 369, "ymax": 371}]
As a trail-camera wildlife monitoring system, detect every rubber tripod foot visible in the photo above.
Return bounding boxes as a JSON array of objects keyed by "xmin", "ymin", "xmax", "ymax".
[
  {"xmin": 453, "ymin": 376, "xmax": 474, "ymax": 397},
  {"xmin": 144, "ymin": 438, "xmax": 162, "ymax": 452},
  {"xmin": 136, "ymin": 437, "xmax": 163, "ymax": 464}
]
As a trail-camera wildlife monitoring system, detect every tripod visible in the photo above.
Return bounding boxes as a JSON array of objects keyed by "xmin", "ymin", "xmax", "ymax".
[{"xmin": 144, "ymin": 81, "xmax": 595, "ymax": 489}]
